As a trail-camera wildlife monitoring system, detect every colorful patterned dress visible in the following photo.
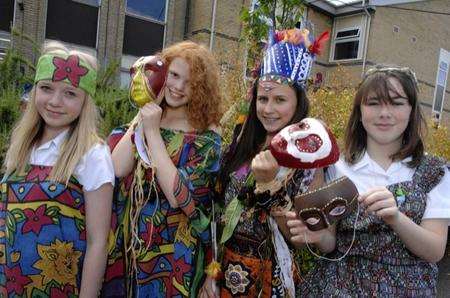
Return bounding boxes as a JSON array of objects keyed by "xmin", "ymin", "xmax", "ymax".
[
  {"xmin": 102, "ymin": 127, "xmax": 221, "ymax": 298},
  {"xmin": 299, "ymin": 156, "xmax": 446, "ymax": 297},
  {"xmin": 0, "ymin": 165, "xmax": 87, "ymax": 297},
  {"xmin": 219, "ymin": 163, "xmax": 314, "ymax": 298}
]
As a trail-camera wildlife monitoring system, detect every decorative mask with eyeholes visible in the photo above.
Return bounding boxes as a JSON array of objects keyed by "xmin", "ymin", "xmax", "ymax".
[
  {"xmin": 294, "ymin": 176, "xmax": 359, "ymax": 231},
  {"xmin": 129, "ymin": 55, "xmax": 167, "ymax": 107},
  {"xmin": 269, "ymin": 117, "xmax": 340, "ymax": 169}
]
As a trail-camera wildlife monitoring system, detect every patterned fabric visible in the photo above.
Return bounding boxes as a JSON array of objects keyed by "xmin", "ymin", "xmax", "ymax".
[
  {"xmin": 299, "ymin": 155, "xmax": 446, "ymax": 297},
  {"xmin": 0, "ymin": 165, "xmax": 86, "ymax": 297},
  {"xmin": 219, "ymin": 163, "xmax": 314, "ymax": 297},
  {"xmin": 102, "ymin": 126, "xmax": 221, "ymax": 298}
]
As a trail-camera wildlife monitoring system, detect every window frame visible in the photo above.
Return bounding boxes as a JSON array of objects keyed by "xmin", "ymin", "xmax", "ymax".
[
  {"xmin": 330, "ymin": 26, "xmax": 362, "ymax": 62},
  {"xmin": 125, "ymin": 0, "xmax": 167, "ymax": 24},
  {"xmin": 120, "ymin": 0, "xmax": 168, "ymax": 86},
  {"xmin": 45, "ymin": 0, "xmax": 101, "ymax": 49}
]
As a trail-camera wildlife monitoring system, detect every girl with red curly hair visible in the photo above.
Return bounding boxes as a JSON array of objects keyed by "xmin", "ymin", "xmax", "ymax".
[{"xmin": 103, "ymin": 41, "xmax": 222, "ymax": 297}]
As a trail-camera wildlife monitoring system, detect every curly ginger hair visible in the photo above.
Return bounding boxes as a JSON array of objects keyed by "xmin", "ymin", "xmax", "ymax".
[{"xmin": 161, "ymin": 41, "xmax": 222, "ymax": 131}]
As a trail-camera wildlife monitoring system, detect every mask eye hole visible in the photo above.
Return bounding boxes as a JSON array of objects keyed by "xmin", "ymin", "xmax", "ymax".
[
  {"xmin": 329, "ymin": 205, "xmax": 346, "ymax": 217},
  {"xmin": 305, "ymin": 217, "xmax": 321, "ymax": 225}
]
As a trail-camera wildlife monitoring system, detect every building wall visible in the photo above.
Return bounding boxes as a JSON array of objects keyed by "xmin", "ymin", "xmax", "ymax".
[
  {"xmin": 11, "ymin": 0, "xmax": 246, "ymax": 82},
  {"xmin": 307, "ymin": 0, "xmax": 450, "ymax": 126},
  {"xmin": 305, "ymin": 7, "xmax": 334, "ymax": 84},
  {"xmin": 97, "ymin": 0, "xmax": 126, "ymax": 68},
  {"xmin": 366, "ymin": 0, "xmax": 450, "ymax": 124},
  {"xmin": 187, "ymin": 0, "xmax": 247, "ymax": 70},
  {"xmin": 12, "ymin": 0, "xmax": 48, "ymax": 65}
]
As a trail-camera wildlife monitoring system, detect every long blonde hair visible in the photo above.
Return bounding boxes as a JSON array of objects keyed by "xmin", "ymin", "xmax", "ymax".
[{"xmin": 4, "ymin": 41, "xmax": 102, "ymax": 184}]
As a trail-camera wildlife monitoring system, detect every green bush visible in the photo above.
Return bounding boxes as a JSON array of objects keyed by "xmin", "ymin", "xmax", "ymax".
[
  {"xmin": 0, "ymin": 88, "xmax": 21, "ymax": 166},
  {"xmin": 93, "ymin": 88, "xmax": 135, "ymax": 138}
]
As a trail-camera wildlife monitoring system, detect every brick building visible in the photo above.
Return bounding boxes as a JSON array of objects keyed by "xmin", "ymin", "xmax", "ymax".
[
  {"xmin": 305, "ymin": 0, "xmax": 450, "ymax": 126},
  {"xmin": 0, "ymin": 0, "xmax": 248, "ymax": 86}
]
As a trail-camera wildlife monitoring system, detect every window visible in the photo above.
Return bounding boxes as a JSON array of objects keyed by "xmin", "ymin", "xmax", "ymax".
[
  {"xmin": 332, "ymin": 27, "xmax": 360, "ymax": 61},
  {"xmin": 432, "ymin": 49, "xmax": 450, "ymax": 125},
  {"xmin": 0, "ymin": 0, "xmax": 14, "ymax": 32},
  {"xmin": 46, "ymin": 0, "xmax": 99, "ymax": 48},
  {"xmin": 126, "ymin": 0, "xmax": 166, "ymax": 22},
  {"xmin": 121, "ymin": 0, "xmax": 167, "ymax": 86},
  {"xmin": 122, "ymin": 0, "xmax": 166, "ymax": 57}
]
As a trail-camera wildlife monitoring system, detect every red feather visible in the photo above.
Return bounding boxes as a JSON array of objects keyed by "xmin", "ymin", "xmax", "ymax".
[{"xmin": 309, "ymin": 31, "xmax": 330, "ymax": 55}]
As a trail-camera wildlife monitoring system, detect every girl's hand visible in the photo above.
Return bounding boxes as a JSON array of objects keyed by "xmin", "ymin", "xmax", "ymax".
[
  {"xmin": 285, "ymin": 211, "xmax": 327, "ymax": 247},
  {"xmin": 359, "ymin": 186, "xmax": 399, "ymax": 225},
  {"xmin": 140, "ymin": 102, "xmax": 162, "ymax": 135},
  {"xmin": 198, "ymin": 276, "xmax": 219, "ymax": 298},
  {"xmin": 251, "ymin": 150, "xmax": 279, "ymax": 183}
]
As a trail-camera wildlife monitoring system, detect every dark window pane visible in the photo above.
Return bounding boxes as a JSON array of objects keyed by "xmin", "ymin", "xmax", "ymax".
[
  {"xmin": 336, "ymin": 29, "xmax": 359, "ymax": 39},
  {"xmin": 46, "ymin": 0, "xmax": 98, "ymax": 48},
  {"xmin": 434, "ymin": 85, "xmax": 444, "ymax": 113},
  {"xmin": 334, "ymin": 41, "xmax": 359, "ymax": 60},
  {"xmin": 123, "ymin": 16, "xmax": 164, "ymax": 57},
  {"xmin": 0, "ymin": 0, "xmax": 14, "ymax": 32},
  {"xmin": 73, "ymin": 0, "xmax": 100, "ymax": 6},
  {"xmin": 126, "ymin": 0, "xmax": 166, "ymax": 22}
]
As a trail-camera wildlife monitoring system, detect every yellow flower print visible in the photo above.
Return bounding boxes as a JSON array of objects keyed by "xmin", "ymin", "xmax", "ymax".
[
  {"xmin": 224, "ymin": 263, "xmax": 250, "ymax": 295},
  {"xmin": 33, "ymin": 239, "xmax": 82, "ymax": 287}
]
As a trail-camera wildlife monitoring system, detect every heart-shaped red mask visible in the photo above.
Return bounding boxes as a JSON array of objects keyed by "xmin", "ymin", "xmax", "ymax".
[{"xmin": 269, "ymin": 118, "xmax": 339, "ymax": 169}]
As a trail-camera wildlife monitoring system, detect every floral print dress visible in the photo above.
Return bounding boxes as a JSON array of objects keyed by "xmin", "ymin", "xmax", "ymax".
[
  {"xmin": 0, "ymin": 165, "xmax": 87, "ymax": 297},
  {"xmin": 219, "ymin": 164, "xmax": 314, "ymax": 298},
  {"xmin": 102, "ymin": 127, "xmax": 221, "ymax": 298}
]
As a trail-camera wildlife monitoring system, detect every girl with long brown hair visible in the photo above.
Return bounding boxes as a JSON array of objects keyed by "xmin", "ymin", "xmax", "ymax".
[{"xmin": 300, "ymin": 65, "xmax": 450, "ymax": 296}]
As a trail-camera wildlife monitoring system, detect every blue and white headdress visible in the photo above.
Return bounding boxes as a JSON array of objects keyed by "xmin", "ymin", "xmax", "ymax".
[{"xmin": 260, "ymin": 27, "xmax": 329, "ymax": 86}]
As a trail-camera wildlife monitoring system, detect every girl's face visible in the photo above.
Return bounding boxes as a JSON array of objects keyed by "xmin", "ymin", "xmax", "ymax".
[
  {"xmin": 256, "ymin": 81, "xmax": 297, "ymax": 136},
  {"xmin": 164, "ymin": 57, "xmax": 191, "ymax": 109},
  {"xmin": 35, "ymin": 80, "xmax": 86, "ymax": 133},
  {"xmin": 361, "ymin": 77, "xmax": 412, "ymax": 150}
]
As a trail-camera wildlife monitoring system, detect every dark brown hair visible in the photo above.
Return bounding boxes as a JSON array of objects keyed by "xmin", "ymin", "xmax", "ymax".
[
  {"xmin": 219, "ymin": 80, "xmax": 309, "ymax": 192},
  {"xmin": 344, "ymin": 65, "xmax": 426, "ymax": 167}
]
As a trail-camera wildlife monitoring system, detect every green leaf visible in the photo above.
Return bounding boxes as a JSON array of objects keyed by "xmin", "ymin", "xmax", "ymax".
[
  {"xmin": 45, "ymin": 205, "xmax": 60, "ymax": 217},
  {"xmin": 220, "ymin": 197, "xmax": 244, "ymax": 244},
  {"xmin": 11, "ymin": 209, "xmax": 25, "ymax": 222},
  {"xmin": 190, "ymin": 208, "xmax": 210, "ymax": 234}
]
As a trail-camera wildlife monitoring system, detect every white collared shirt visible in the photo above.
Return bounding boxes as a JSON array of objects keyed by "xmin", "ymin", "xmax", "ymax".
[
  {"xmin": 327, "ymin": 152, "xmax": 450, "ymax": 220},
  {"xmin": 29, "ymin": 130, "xmax": 115, "ymax": 192}
]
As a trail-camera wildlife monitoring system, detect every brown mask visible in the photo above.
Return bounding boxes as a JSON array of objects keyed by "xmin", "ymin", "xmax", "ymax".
[{"xmin": 293, "ymin": 176, "xmax": 359, "ymax": 231}]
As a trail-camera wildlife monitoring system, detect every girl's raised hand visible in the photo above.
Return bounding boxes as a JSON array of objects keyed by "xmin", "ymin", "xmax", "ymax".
[
  {"xmin": 140, "ymin": 102, "xmax": 162, "ymax": 135},
  {"xmin": 251, "ymin": 150, "xmax": 280, "ymax": 183},
  {"xmin": 359, "ymin": 186, "xmax": 400, "ymax": 225}
]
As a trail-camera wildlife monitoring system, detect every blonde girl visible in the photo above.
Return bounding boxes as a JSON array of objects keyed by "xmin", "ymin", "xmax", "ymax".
[{"xmin": 1, "ymin": 41, "xmax": 114, "ymax": 297}]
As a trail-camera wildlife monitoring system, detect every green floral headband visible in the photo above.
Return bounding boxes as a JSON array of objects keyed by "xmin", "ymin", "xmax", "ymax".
[{"xmin": 34, "ymin": 53, "xmax": 97, "ymax": 97}]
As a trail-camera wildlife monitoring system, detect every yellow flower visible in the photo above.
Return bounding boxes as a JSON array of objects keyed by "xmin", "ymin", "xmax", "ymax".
[{"xmin": 33, "ymin": 239, "xmax": 82, "ymax": 287}]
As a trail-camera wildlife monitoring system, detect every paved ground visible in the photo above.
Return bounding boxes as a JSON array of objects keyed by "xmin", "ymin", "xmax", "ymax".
[{"xmin": 437, "ymin": 231, "xmax": 450, "ymax": 297}]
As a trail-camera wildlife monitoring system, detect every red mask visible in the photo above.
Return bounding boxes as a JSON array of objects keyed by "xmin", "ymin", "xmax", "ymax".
[
  {"xmin": 129, "ymin": 55, "xmax": 167, "ymax": 107},
  {"xmin": 269, "ymin": 118, "xmax": 339, "ymax": 169}
]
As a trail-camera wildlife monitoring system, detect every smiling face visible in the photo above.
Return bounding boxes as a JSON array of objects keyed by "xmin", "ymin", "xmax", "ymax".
[
  {"xmin": 256, "ymin": 81, "xmax": 297, "ymax": 136},
  {"xmin": 361, "ymin": 77, "xmax": 412, "ymax": 152},
  {"xmin": 164, "ymin": 57, "xmax": 191, "ymax": 109},
  {"xmin": 35, "ymin": 80, "xmax": 86, "ymax": 134}
]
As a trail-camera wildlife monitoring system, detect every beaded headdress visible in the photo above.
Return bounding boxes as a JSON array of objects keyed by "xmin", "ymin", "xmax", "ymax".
[{"xmin": 260, "ymin": 27, "xmax": 329, "ymax": 86}]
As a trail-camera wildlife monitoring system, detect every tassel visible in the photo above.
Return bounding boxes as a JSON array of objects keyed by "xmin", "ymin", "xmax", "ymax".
[{"xmin": 309, "ymin": 31, "xmax": 330, "ymax": 55}]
